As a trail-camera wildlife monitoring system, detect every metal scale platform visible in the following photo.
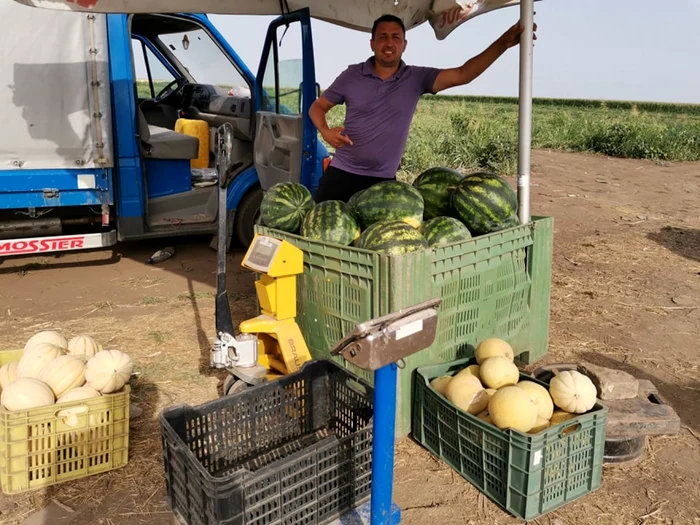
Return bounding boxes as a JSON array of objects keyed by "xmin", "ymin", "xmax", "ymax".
[{"xmin": 326, "ymin": 298, "xmax": 443, "ymax": 525}]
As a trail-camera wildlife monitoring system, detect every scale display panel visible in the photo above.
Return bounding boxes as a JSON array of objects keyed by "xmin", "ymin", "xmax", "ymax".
[{"xmin": 243, "ymin": 236, "xmax": 282, "ymax": 273}]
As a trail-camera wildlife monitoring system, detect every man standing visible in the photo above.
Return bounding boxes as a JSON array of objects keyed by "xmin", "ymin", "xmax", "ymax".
[{"xmin": 309, "ymin": 14, "xmax": 536, "ymax": 202}]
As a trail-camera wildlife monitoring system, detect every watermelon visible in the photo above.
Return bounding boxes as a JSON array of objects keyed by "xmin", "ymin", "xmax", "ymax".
[
  {"xmin": 354, "ymin": 180, "xmax": 424, "ymax": 230},
  {"xmin": 412, "ymin": 167, "xmax": 464, "ymax": 220},
  {"xmin": 420, "ymin": 217, "xmax": 472, "ymax": 247},
  {"xmin": 451, "ymin": 172, "xmax": 518, "ymax": 235},
  {"xmin": 356, "ymin": 220, "xmax": 429, "ymax": 256},
  {"xmin": 260, "ymin": 182, "xmax": 314, "ymax": 233},
  {"xmin": 300, "ymin": 200, "xmax": 360, "ymax": 246},
  {"xmin": 346, "ymin": 188, "xmax": 365, "ymax": 217}
]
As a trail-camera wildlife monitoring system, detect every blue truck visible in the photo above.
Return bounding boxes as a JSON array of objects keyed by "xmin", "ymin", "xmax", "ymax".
[{"xmin": 0, "ymin": 1, "xmax": 328, "ymax": 258}]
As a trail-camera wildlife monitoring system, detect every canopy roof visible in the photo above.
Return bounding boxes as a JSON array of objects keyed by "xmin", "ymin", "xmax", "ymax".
[{"xmin": 11, "ymin": 0, "xmax": 529, "ymax": 39}]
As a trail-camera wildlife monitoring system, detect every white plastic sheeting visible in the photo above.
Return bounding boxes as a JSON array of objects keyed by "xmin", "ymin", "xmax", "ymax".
[
  {"xmin": 12, "ymin": 0, "xmax": 526, "ymax": 40},
  {"xmin": 0, "ymin": 1, "xmax": 113, "ymax": 170}
]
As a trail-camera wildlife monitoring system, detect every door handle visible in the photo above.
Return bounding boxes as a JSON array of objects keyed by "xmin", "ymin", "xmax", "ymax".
[{"xmin": 263, "ymin": 115, "xmax": 280, "ymax": 140}]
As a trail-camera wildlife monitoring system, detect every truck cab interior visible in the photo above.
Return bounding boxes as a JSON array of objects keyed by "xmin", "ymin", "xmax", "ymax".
[{"xmin": 127, "ymin": 12, "xmax": 310, "ymax": 246}]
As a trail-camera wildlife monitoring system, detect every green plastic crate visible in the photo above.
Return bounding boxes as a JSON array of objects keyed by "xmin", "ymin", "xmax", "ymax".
[
  {"xmin": 412, "ymin": 358, "xmax": 608, "ymax": 521},
  {"xmin": 255, "ymin": 216, "xmax": 553, "ymax": 437}
]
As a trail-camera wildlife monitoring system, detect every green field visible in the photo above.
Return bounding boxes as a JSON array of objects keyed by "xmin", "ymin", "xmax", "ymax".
[
  {"xmin": 327, "ymin": 95, "xmax": 700, "ymax": 178},
  {"xmin": 136, "ymin": 81, "xmax": 700, "ymax": 177}
]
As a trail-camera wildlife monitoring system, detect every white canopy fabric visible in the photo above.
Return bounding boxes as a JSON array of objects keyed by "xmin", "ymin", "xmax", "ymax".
[{"xmin": 12, "ymin": 0, "xmax": 528, "ymax": 40}]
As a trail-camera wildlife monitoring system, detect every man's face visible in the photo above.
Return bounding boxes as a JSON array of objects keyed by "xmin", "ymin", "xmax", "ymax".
[{"xmin": 370, "ymin": 21, "xmax": 407, "ymax": 68}]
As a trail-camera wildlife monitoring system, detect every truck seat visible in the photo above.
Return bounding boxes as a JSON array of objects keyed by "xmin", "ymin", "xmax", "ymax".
[{"xmin": 137, "ymin": 106, "xmax": 199, "ymax": 161}]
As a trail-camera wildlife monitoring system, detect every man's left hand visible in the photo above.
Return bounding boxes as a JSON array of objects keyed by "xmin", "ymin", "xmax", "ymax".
[{"xmin": 499, "ymin": 19, "xmax": 538, "ymax": 49}]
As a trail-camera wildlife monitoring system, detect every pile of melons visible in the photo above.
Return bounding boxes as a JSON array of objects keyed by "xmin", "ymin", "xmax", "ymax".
[
  {"xmin": 430, "ymin": 338, "xmax": 598, "ymax": 434},
  {"xmin": 0, "ymin": 330, "xmax": 133, "ymax": 411}
]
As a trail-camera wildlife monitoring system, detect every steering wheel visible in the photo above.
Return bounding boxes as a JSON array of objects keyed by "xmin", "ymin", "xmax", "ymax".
[{"xmin": 154, "ymin": 77, "xmax": 186, "ymax": 103}]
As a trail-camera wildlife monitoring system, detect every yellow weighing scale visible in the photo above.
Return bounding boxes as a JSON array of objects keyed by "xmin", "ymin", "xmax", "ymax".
[{"xmin": 210, "ymin": 124, "xmax": 311, "ymax": 394}]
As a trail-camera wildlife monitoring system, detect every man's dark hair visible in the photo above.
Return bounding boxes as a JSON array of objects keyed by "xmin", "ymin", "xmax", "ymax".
[{"xmin": 371, "ymin": 14, "xmax": 406, "ymax": 39}]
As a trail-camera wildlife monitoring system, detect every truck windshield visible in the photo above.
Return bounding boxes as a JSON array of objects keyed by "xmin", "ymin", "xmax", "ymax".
[{"xmin": 159, "ymin": 28, "xmax": 250, "ymax": 97}]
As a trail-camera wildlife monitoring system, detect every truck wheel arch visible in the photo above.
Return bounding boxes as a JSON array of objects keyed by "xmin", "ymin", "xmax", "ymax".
[{"xmin": 232, "ymin": 184, "xmax": 263, "ymax": 248}]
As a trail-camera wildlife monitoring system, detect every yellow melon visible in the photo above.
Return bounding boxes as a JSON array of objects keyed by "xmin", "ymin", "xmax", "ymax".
[
  {"xmin": 475, "ymin": 338, "xmax": 514, "ymax": 364},
  {"xmin": 39, "ymin": 355, "xmax": 87, "ymax": 398},
  {"xmin": 550, "ymin": 410, "xmax": 575, "ymax": 426},
  {"xmin": 477, "ymin": 409, "xmax": 493, "ymax": 425},
  {"xmin": 549, "ymin": 370, "xmax": 597, "ymax": 414},
  {"xmin": 17, "ymin": 342, "xmax": 65, "ymax": 379},
  {"xmin": 529, "ymin": 417, "xmax": 551, "ymax": 434},
  {"xmin": 85, "ymin": 350, "xmax": 133, "ymax": 393},
  {"xmin": 0, "ymin": 362, "xmax": 18, "ymax": 390},
  {"xmin": 488, "ymin": 386, "xmax": 538, "ymax": 432},
  {"xmin": 479, "ymin": 356, "xmax": 519, "ymax": 389},
  {"xmin": 67, "ymin": 335, "xmax": 103, "ymax": 359},
  {"xmin": 23, "ymin": 330, "xmax": 67, "ymax": 353},
  {"xmin": 430, "ymin": 375, "xmax": 452, "ymax": 396},
  {"xmin": 485, "ymin": 388, "xmax": 497, "ymax": 398},
  {"xmin": 57, "ymin": 385, "xmax": 101, "ymax": 403},
  {"xmin": 454, "ymin": 364, "xmax": 481, "ymax": 382},
  {"xmin": 516, "ymin": 380, "xmax": 554, "ymax": 420},
  {"xmin": 445, "ymin": 374, "xmax": 489, "ymax": 415},
  {"xmin": 1, "ymin": 378, "xmax": 55, "ymax": 411}
]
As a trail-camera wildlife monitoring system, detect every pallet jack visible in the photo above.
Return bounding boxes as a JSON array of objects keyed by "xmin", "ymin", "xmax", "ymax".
[
  {"xmin": 209, "ymin": 123, "xmax": 443, "ymax": 524},
  {"xmin": 209, "ymin": 123, "xmax": 312, "ymax": 395}
]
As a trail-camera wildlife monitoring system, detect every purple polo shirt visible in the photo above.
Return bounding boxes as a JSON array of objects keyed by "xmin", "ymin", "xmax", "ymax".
[{"xmin": 322, "ymin": 57, "xmax": 441, "ymax": 179}]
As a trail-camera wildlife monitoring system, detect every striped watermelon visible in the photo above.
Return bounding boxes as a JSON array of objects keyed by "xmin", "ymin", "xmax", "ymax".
[
  {"xmin": 300, "ymin": 200, "xmax": 360, "ymax": 246},
  {"xmin": 354, "ymin": 181, "xmax": 424, "ymax": 230},
  {"xmin": 451, "ymin": 172, "xmax": 518, "ymax": 235},
  {"xmin": 412, "ymin": 167, "xmax": 464, "ymax": 220},
  {"xmin": 356, "ymin": 220, "xmax": 429, "ymax": 256},
  {"xmin": 420, "ymin": 217, "xmax": 472, "ymax": 247},
  {"xmin": 346, "ymin": 188, "xmax": 365, "ymax": 217},
  {"xmin": 260, "ymin": 182, "xmax": 314, "ymax": 233}
]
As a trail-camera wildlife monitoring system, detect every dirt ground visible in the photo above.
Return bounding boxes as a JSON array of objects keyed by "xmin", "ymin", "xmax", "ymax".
[{"xmin": 0, "ymin": 150, "xmax": 698, "ymax": 525}]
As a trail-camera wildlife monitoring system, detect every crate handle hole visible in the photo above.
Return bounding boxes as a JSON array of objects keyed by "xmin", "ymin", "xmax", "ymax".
[{"xmin": 560, "ymin": 423, "xmax": 581, "ymax": 437}]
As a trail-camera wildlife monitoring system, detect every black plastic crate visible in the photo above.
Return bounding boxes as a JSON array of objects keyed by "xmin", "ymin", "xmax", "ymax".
[{"xmin": 160, "ymin": 360, "xmax": 374, "ymax": 525}]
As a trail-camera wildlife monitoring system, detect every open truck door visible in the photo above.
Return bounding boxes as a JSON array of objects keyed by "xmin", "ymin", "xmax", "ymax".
[{"xmin": 253, "ymin": 8, "xmax": 320, "ymax": 194}]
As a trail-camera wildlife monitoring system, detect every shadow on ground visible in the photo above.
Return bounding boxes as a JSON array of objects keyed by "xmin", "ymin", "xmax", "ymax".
[{"xmin": 647, "ymin": 226, "xmax": 700, "ymax": 263}]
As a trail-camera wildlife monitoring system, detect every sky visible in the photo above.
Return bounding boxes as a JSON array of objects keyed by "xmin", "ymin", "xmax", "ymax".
[{"xmin": 204, "ymin": 0, "xmax": 700, "ymax": 104}]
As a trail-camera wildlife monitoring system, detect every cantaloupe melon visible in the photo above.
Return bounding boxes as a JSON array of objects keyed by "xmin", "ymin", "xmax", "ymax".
[
  {"xmin": 67, "ymin": 335, "xmax": 102, "ymax": 359},
  {"xmin": 17, "ymin": 342, "xmax": 65, "ymax": 379},
  {"xmin": 0, "ymin": 362, "xmax": 18, "ymax": 390},
  {"xmin": 479, "ymin": 356, "xmax": 519, "ymax": 389},
  {"xmin": 488, "ymin": 386, "xmax": 538, "ymax": 433},
  {"xmin": 475, "ymin": 338, "xmax": 514, "ymax": 364},
  {"xmin": 57, "ymin": 385, "xmax": 101, "ymax": 403},
  {"xmin": 1, "ymin": 378, "xmax": 55, "ymax": 411},
  {"xmin": 39, "ymin": 355, "xmax": 87, "ymax": 398},
  {"xmin": 549, "ymin": 370, "xmax": 597, "ymax": 414},
  {"xmin": 477, "ymin": 409, "xmax": 493, "ymax": 425},
  {"xmin": 454, "ymin": 364, "xmax": 481, "ymax": 382},
  {"xmin": 516, "ymin": 380, "xmax": 554, "ymax": 420},
  {"xmin": 85, "ymin": 350, "xmax": 133, "ymax": 393},
  {"xmin": 550, "ymin": 410, "xmax": 575, "ymax": 426},
  {"xmin": 529, "ymin": 417, "xmax": 551, "ymax": 434},
  {"xmin": 445, "ymin": 374, "xmax": 489, "ymax": 415},
  {"xmin": 430, "ymin": 375, "xmax": 452, "ymax": 396},
  {"xmin": 23, "ymin": 330, "xmax": 67, "ymax": 353}
]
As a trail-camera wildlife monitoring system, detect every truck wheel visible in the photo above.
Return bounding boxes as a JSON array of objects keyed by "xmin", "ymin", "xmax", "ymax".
[{"xmin": 234, "ymin": 185, "xmax": 263, "ymax": 248}]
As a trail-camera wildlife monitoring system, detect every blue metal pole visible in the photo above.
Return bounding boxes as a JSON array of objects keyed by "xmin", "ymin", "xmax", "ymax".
[{"xmin": 370, "ymin": 362, "xmax": 398, "ymax": 525}]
